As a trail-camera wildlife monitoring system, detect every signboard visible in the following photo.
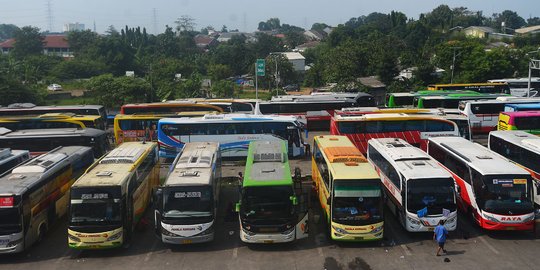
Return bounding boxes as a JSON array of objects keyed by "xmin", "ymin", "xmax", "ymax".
[
  {"xmin": 0, "ymin": 197, "xmax": 14, "ymax": 207},
  {"xmin": 256, "ymin": 59, "xmax": 265, "ymax": 76}
]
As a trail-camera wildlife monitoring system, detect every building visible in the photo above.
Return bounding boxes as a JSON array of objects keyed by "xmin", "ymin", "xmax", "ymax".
[
  {"xmin": 294, "ymin": 41, "xmax": 320, "ymax": 52},
  {"xmin": 464, "ymin": 26, "xmax": 495, "ymax": 38},
  {"xmin": 303, "ymin": 30, "xmax": 324, "ymax": 41},
  {"xmin": 216, "ymin": 32, "xmax": 257, "ymax": 43},
  {"xmin": 0, "ymin": 34, "xmax": 73, "ymax": 58},
  {"xmin": 193, "ymin": 34, "xmax": 218, "ymax": 51},
  {"xmin": 63, "ymin": 22, "xmax": 85, "ymax": 32},
  {"xmin": 515, "ymin": 25, "xmax": 540, "ymax": 35},
  {"xmin": 279, "ymin": 52, "xmax": 306, "ymax": 72}
]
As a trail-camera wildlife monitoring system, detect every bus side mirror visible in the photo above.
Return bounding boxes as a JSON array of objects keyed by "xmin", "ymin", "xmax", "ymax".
[
  {"xmin": 290, "ymin": 196, "xmax": 298, "ymax": 205},
  {"xmin": 535, "ymin": 182, "xmax": 540, "ymax": 196},
  {"xmin": 235, "ymin": 202, "xmax": 241, "ymax": 212},
  {"xmin": 154, "ymin": 188, "xmax": 163, "ymax": 210},
  {"xmin": 456, "ymin": 185, "xmax": 461, "ymax": 194}
]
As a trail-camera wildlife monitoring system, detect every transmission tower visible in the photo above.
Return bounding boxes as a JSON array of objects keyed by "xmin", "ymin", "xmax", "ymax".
[
  {"xmin": 46, "ymin": 0, "xmax": 54, "ymax": 32},
  {"xmin": 243, "ymin": 12, "xmax": 247, "ymax": 32},
  {"xmin": 152, "ymin": 8, "xmax": 158, "ymax": 34}
]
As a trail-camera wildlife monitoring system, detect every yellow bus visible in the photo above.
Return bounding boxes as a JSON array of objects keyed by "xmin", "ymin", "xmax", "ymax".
[
  {"xmin": 0, "ymin": 113, "xmax": 105, "ymax": 131},
  {"xmin": 312, "ymin": 135, "xmax": 384, "ymax": 241},
  {"xmin": 67, "ymin": 141, "xmax": 160, "ymax": 249},
  {"xmin": 427, "ymin": 83, "xmax": 510, "ymax": 94}
]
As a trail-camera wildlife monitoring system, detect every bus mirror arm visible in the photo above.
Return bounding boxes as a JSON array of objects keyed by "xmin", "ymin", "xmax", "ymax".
[
  {"xmin": 235, "ymin": 202, "xmax": 241, "ymax": 212},
  {"xmin": 290, "ymin": 196, "xmax": 298, "ymax": 205}
]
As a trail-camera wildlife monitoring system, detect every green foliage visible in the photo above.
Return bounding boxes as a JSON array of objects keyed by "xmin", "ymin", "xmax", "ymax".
[
  {"xmin": 207, "ymin": 63, "xmax": 233, "ymax": 81},
  {"xmin": 0, "ymin": 24, "xmax": 20, "ymax": 41},
  {"xmin": 0, "ymin": 74, "xmax": 41, "ymax": 106},
  {"xmin": 50, "ymin": 58, "xmax": 108, "ymax": 80},
  {"xmin": 211, "ymin": 80, "xmax": 237, "ymax": 98},
  {"xmin": 258, "ymin": 18, "xmax": 281, "ymax": 31},
  {"xmin": 12, "ymin": 26, "xmax": 44, "ymax": 59},
  {"xmin": 86, "ymin": 74, "xmax": 152, "ymax": 108}
]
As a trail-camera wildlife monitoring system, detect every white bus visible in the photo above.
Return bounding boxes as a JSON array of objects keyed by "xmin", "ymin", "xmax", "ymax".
[
  {"xmin": 428, "ymin": 137, "xmax": 535, "ymax": 231},
  {"xmin": 154, "ymin": 142, "xmax": 221, "ymax": 244},
  {"xmin": 0, "ymin": 146, "xmax": 94, "ymax": 253},
  {"xmin": 488, "ymin": 131, "xmax": 540, "ymax": 223},
  {"xmin": 367, "ymin": 138, "xmax": 457, "ymax": 232},
  {"xmin": 0, "ymin": 149, "xmax": 30, "ymax": 176},
  {"xmin": 158, "ymin": 114, "xmax": 306, "ymax": 159},
  {"xmin": 488, "ymin": 78, "xmax": 540, "ymax": 97},
  {"xmin": 458, "ymin": 98, "xmax": 540, "ymax": 134}
]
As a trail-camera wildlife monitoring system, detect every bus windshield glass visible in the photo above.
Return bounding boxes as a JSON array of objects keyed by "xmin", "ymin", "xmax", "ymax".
[
  {"xmin": 162, "ymin": 186, "xmax": 213, "ymax": 222},
  {"xmin": 407, "ymin": 178, "xmax": 455, "ymax": 215},
  {"xmin": 332, "ymin": 180, "xmax": 382, "ymax": 226},
  {"xmin": 479, "ymin": 175, "xmax": 533, "ymax": 215},
  {"xmin": 70, "ymin": 189, "xmax": 122, "ymax": 225},
  {"xmin": 241, "ymin": 186, "xmax": 294, "ymax": 222}
]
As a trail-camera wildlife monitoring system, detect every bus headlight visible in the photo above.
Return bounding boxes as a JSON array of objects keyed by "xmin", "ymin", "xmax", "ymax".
[
  {"xmin": 68, "ymin": 235, "xmax": 81, "ymax": 242},
  {"xmin": 195, "ymin": 225, "xmax": 214, "ymax": 236},
  {"xmin": 6, "ymin": 238, "xmax": 23, "ymax": 247},
  {"xmin": 332, "ymin": 226, "xmax": 347, "ymax": 235},
  {"xmin": 483, "ymin": 214, "xmax": 499, "ymax": 223},
  {"xmin": 281, "ymin": 227, "xmax": 295, "ymax": 235},
  {"xmin": 522, "ymin": 215, "xmax": 535, "ymax": 223},
  {"xmin": 446, "ymin": 216, "xmax": 457, "ymax": 224},
  {"xmin": 370, "ymin": 226, "xmax": 383, "ymax": 234},
  {"xmin": 242, "ymin": 227, "xmax": 256, "ymax": 236},
  {"xmin": 407, "ymin": 216, "xmax": 421, "ymax": 225},
  {"xmin": 106, "ymin": 231, "xmax": 123, "ymax": 241},
  {"xmin": 161, "ymin": 228, "xmax": 178, "ymax": 237}
]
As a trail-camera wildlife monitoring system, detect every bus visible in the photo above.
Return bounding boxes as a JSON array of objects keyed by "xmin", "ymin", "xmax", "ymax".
[
  {"xmin": 0, "ymin": 128, "xmax": 109, "ymax": 158},
  {"xmin": 498, "ymin": 111, "xmax": 540, "ymax": 135},
  {"xmin": 413, "ymin": 93, "xmax": 508, "ymax": 109},
  {"xmin": 330, "ymin": 113, "xmax": 459, "ymax": 154},
  {"xmin": 68, "ymin": 141, "xmax": 160, "ymax": 249},
  {"xmin": 427, "ymin": 83, "xmax": 510, "ymax": 94},
  {"xmin": 459, "ymin": 98, "xmax": 540, "ymax": 134},
  {"xmin": 489, "ymin": 78, "xmax": 540, "ymax": 97},
  {"xmin": 113, "ymin": 112, "xmax": 216, "ymax": 144},
  {"xmin": 505, "ymin": 103, "xmax": 540, "ymax": 112},
  {"xmin": 367, "ymin": 138, "xmax": 457, "ymax": 232},
  {"xmin": 154, "ymin": 142, "xmax": 221, "ymax": 244},
  {"xmin": 488, "ymin": 131, "xmax": 540, "ymax": 225},
  {"xmin": 120, "ymin": 102, "xmax": 224, "ymax": 114},
  {"xmin": 235, "ymin": 140, "xmax": 308, "ymax": 243},
  {"xmin": 427, "ymin": 136, "xmax": 535, "ymax": 231},
  {"xmin": 386, "ymin": 90, "xmax": 482, "ymax": 108},
  {"xmin": 158, "ymin": 114, "xmax": 306, "ymax": 159},
  {"xmin": 183, "ymin": 99, "xmax": 254, "ymax": 113},
  {"xmin": 0, "ymin": 149, "xmax": 30, "ymax": 176},
  {"xmin": 0, "ymin": 146, "xmax": 94, "ymax": 253},
  {"xmin": 0, "ymin": 104, "xmax": 107, "ymax": 130},
  {"xmin": 0, "ymin": 113, "xmax": 105, "ymax": 131},
  {"xmin": 312, "ymin": 135, "xmax": 383, "ymax": 241}
]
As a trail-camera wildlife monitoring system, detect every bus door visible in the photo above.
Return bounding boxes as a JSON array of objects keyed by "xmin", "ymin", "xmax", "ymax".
[
  {"xmin": 292, "ymin": 167, "xmax": 309, "ymax": 240},
  {"xmin": 287, "ymin": 126, "xmax": 301, "ymax": 155}
]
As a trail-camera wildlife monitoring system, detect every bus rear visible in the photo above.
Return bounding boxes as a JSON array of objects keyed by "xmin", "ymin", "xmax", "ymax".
[{"xmin": 498, "ymin": 111, "xmax": 540, "ymax": 135}]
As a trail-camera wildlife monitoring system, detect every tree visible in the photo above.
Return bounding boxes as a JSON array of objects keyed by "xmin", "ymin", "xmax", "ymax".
[
  {"xmin": 527, "ymin": 17, "xmax": 540, "ymax": 26},
  {"xmin": 175, "ymin": 15, "xmax": 196, "ymax": 33},
  {"xmin": 425, "ymin": 5, "xmax": 453, "ymax": 30},
  {"xmin": 0, "ymin": 74, "xmax": 41, "ymax": 105},
  {"xmin": 207, "ymin": 63, "xmax": 233, "ymax": 81},
  {"xmin": 86, "ymin": 74, "xmax": 152, "ymax": 108},
  {"xmin": 257, "ymin": 18, "xmax": 281, "ymax": 31},
  {"xmin": 67, "ymin": 30, "xmax": 99, "ymax": 57},
  {"xmin": 311, "ymin": 23, "xmax": 330, "ymax": 33},
  {"xmin": 492, "ymin": 10, "xmax": 526, "ymax": 30},
  {"xmin": 11, "ymin": 26, "xmax": 44, "ymax": 59},
  {"xmin": 284, "ymin": 31, "xmax": 307, "ymax": 48},
  {"xmin": 211, "ymin": 80, "xmax": 236, "ymax": 98},
  {"xmin": 0, "ymin": 24, "xmax": 20, "ymax": 41},
  {"xmin": 50, "ymin": 58, "xmax": 108, "ymax": 80}
]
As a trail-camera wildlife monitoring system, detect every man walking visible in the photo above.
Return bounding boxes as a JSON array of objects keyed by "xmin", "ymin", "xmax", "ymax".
[{"xmin": 433, "ymin": 220, "xmax": 448, "ymax": 256}]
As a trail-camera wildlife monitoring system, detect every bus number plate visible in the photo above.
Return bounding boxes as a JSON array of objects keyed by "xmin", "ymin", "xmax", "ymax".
[
  {"xmin": 505, "ymin": 227, "xmax": 515, "ymax": 231},
  {"xmin": 263, "ymin": 240, "xmax": 274, "ymax": 244},
  {"xmin": 182, "ymin": 240, "xmax": 193, "ymax": 244}
]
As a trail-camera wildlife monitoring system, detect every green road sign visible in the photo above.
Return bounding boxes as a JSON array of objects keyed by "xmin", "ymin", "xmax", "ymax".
[{"xmin": 256, "ymin": 59, "xmax": 265, "ymax": 76}]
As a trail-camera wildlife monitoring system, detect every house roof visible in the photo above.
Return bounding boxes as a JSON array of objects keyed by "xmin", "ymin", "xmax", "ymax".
[
  {"xmin": 465, "ymin": 26, "xmax": 495, "ymax": 33},
  {"xmin": 296, "ymin": 41, "xmax": 320, "ymax": 49},
  {"xmin": 304, "ymin": 30, "xmax": 324, "ymax": 40},
  {"xmin": 281, "ymin": 52, "xmax": 305, "ymax": 60},
  {"xmin": 193, "ymin": 34, "xmax": 215, "ymax": 47},
  {"xmin": 357, "ymin": 76, "xmax": 386, "ymax": 88},
  {"xmin": 0, "ymin": 34, "xmax": 69, "ymax": 49},
  {"xmin": 515, "ymin": 25, "xmax": 540, "ymax": 34}
]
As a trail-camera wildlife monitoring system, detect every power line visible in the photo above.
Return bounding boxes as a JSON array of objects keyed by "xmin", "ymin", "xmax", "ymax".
[{"xmin": 46, "ymin": 0, "xmax": 54, "ymax": 32}]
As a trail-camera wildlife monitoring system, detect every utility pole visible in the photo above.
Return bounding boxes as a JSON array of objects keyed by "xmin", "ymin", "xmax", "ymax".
[
  {"xmin": 527, "ymin": 49, "xmax": 540, "ymax": 97},
  {"xmin": 450, "ymin": 47, "xmax": 462, "ymax": 84}
]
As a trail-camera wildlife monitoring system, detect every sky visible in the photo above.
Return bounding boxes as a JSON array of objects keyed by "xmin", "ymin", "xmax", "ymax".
[{"xmin": 0, "ymin": 0, "xmax": 539, "ymax": 34}]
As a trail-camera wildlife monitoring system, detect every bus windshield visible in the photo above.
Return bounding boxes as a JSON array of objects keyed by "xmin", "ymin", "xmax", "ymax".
[
  {"xmin": 0, "ymin": 207, "xmax": 21, "ymax": 235},
  {"xmin": 407, "ymin": 178, "xmax": 455, "ymax": 215},
  {"xmin": 332, "ymin": 180, "xmax": 383, "ymax": 226},
  {"xmin": 241, "ymin": 186, "xmax": 294, "ymax": 222},
  {"xmin": 70, "ymin": 199, "xmax": 122, "ymax": 225},
  {"xmin": 479, "ymin": 175, "xmax": 533, "ymax": 215},
  {"xmin": 162, "ymin": 186, "xmax": 213, "ymax": 223}
]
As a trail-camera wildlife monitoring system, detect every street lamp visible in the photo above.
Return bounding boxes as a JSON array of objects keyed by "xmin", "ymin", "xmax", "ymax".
[
  {"xmin": 526, "ymin": 48, "xmax": 540, "ymax": 97},
  {"xmin": 269, "ymin": 52, "xmax": 280, "ymax": 94},
  {"xmin": 450, "ymin": 47, "xmax": 462, "ymax": 84}
]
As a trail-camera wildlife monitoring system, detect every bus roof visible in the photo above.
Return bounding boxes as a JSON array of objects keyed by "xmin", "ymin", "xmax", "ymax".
[
  {"xmin": 428, "ymin": 136, "xmax": 529, "ymax": 176},
  {"xmin": 461, "ymin": 97, "xmax": 540, "ymax": 105},
  {"xmin": 368, "ymin": 138, "xmax": 452, "ymax": 180},
  {"xmin": 0, "ymin": 128, "xmax": 106, "ymax": 138},
  {"xmin": 164, "ymin": 142, "xmax": 219, "ymax": 187},
  {"xmin": 159, "ymin": 113, "xmax": 300, "ymax": 124},
  {"xmin": 489, "ymin": 131, "xmax": 540, "ymax": 154},
  {"xmin": 1, "ymin": 104, "xmax": 104, "ymax": 110},
  {"xmin": 243, "ymin": 140, "xmax": 292, "ymax": 187},
  {"xmin": 0, "ymin": 149, "xmax": 28, "ymax": 161},
  {"xmin": 501, "ymin": 110, "xmax": 540, "ymax": 117},
  {"xmin": 72, "ymin": 142, "xmax": 157, "ymax": 189},
  {"xmin": 505, "ymin": 103, "xmax": 540, "ymax": 109},
  {"xmin": 121, "ymin": 102, "xmax": 224, "ymax": 113},
  {"xmin": 429, "ymin": 83, "xmax": 506, "ymax": 87},
  {"xmin": 333, "ymin": 113, "xmax": 454, "ymax": 122},
  {"xmin": 0, "ymin": 146, "xmax": 92, "ymax": 196}
]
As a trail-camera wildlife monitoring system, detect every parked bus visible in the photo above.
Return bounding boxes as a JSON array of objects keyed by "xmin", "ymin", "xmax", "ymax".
[
  {"xmin": 488, "ymin": 131, "xmax": 540, "ymax": 224},
  {"xmin": 0, "ymin": 113, "xmax": 105, "ymax": 131},
  {"xmin": 0, "ymin": 128, "xmax": 109, "ymax": 158},
  {"xmin": 312, "ymin": 135, "xmax": 383, "ymax": 241},
  {"xmin": 330, "ymin": 113, "xmax": 459, "ymax": 154},
  {"xmin": 428, "ymin": 137, "xmax": 535, "ymax": 231},
  {"xmin": 68, "ymin": 141, "xmax": 160, "ymax": 249},
  {"xmin": 235, "ymin": 140, "xmax": 308, "ymax": 243},
  {"xmin": 414, "ymin": 93, "xmax": 508, "ymax": 109},
  {"xmin": 427, "ymin": 83, "xmax": 510, "ymax": 94},
  {"xmin": 120, "ymin": 102, "xmax": 224, "ymax": 115},
  {"xmin": 489, "ymin": 78, "xmax": 540, "ymax": 97},
  {"xmin": 183, "ymin": 99, "xmax": 254, "ymax": 113},
  {"xmin": 0, "ymin": 104, "xmax": 107, "ymax": 129},
  {"xmin": 0, "ymin": 148, "xmax": 30, "ymax": 176},
  {"xmin": 0, "ymin": 146, "xmax": 94, "ymax": 253},
  {"xmin": 459, "ymin": 98, "xmax": 540, "ymax": 134},
  {"xmin": 505, "ymin": 103, "xmax": 540, "ymax": 112},
  {"xmin": 113, "ymin": 112, "xmax": 215, "ymax": 144},
  {"xmin": 158, "ymin": 114, "xmax": 306, "ymax": 158},
  {"xmin": 386, "ymin": 90, "xmax": 482, "ymax": 108},
  {"xmin": 498, "ymin": 111, "xmax": 540, "ymax": 135},
  {"xmin": 367, "ymin": 138, "xmax": 457, "ymax": 232},
  {"xmin": 154, "ymin": 142, "xmax": 221, "ymax": 244}
]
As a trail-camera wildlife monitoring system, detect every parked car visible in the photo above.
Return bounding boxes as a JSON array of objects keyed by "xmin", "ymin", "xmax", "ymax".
[
  {"xmin": 47, "ymin": 84, "xmax": 63, "ymax": 91},
  {"xmin": 282, "ymin": 84, "xmax": 300, "ymax": 91}
]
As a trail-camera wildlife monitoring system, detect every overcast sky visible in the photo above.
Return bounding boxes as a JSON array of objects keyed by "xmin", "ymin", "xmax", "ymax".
[{"xmin": 1, "ymin": 0, "xmax": 539, "ymax": 34}]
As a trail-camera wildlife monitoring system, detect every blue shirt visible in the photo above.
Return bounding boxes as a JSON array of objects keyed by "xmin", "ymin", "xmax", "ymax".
[{"xmin": 434, "ymin": 225, "xmax": 448, "ymax": 243}]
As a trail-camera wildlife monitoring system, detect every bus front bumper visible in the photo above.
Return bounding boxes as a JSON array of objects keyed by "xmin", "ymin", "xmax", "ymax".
[
  {"xmin": 68, "ymin": 228, "xmax": 123, "ymax": 249},
  {"xmin": 239, "ymin": 228, "xmax": 295, "ymax": 244},
  {"xmin": 330, "ymin": 221, "xmax": 384, "ymax": 242},
  {"xmin": 0, "ymin": 232, "xmax": 24, "ymax": 254},
  {"xmin": 162, "ymin": 233, "xmax": 214, "ymax": 245},
  {"xmin": 480, "ymin": 212, "xmax": 535, "ymax": 231}
]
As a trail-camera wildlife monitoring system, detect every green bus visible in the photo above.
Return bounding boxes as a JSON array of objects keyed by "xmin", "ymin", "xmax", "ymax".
[
  {"xmin": 386, "ymin": 90, "xmax": 482, "ymax": 108},
  {"xmin": 235, "ymin": 140, "xmax": 309, "ymax": 244},
  {"xmin": 414, "ymin": 93, "xmax": 509, "ymax": 109}
]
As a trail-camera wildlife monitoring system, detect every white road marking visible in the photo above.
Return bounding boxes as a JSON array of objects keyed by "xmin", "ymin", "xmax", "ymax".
[
  {"xmin": 144, "ymin": 239, "xmax": 158, "ymax": 262},
  {"xmin": 400, "ymin": 244, "xmax": 412, "ymax": 256},
  {"xmin": 232, "ymin": 247, "xmax": 238, "ymax": 258},
  {"xmin": 478, "ymin": 236, "xmax": 500, "ymax": 255}
]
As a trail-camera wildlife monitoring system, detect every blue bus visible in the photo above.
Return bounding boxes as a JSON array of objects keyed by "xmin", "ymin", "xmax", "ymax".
[{"xmin": 504, "ymin": 103, "xmax": 540, "ymax": 112}]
